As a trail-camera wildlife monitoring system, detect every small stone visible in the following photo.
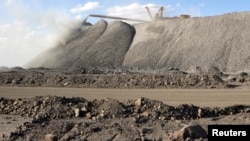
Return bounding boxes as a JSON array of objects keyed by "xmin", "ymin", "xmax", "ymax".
[
  {"xmin": 86, "ymin": 112, "xmax": 91, "ymax": 118},
  {"xmin": 159, "ymin": 116, "xmax": 166, "ymax": 120},
  {"xmin": 74, "ymin": 108, "xmax": 80, "ymax": 117},
  {"xmin": 100, "ymin": 110, "xmax": 105, "ymax": 118},
  {"xmin": 141, "ymin": 111, "xmax": 149, "ymax": 117},
  {"xmin": 135, "ymin": 98, "xmax": 142, "ymax": 107},
  {"xmin": 92, "ymin": 116, "xmax": 97, "ymax": 121},
  {"xmin": 171, "ymin": 117, "xmax": 175, "ymax": 120},
  {"xmin": 13, "ymin": 101, "xmax": 18, "ymax": 105},
  {"xmin": 45, "ymin": 134, "xmax": 57, "ymax": 141},
  {"xmin": 63, "ymin": 82, "xmax": 70, "ymax": 86},
  {"xmin": 81, "ymin": 106, "xmax": 88, "ymax": 112},
  {"xmin": 197, "ymin": 108, "xmax": 203, "ymax": 118}
]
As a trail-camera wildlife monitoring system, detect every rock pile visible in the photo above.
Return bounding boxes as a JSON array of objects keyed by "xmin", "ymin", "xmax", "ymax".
[
  {"xmin": 26, "ymin": 12, "xmax": 250, "ymax": 73},
  {"xmin": 1, "ymin": 96, "xmax": 249, "ymax": 140},
  {"xmin": 0, "ymin": 69, "xmax": 227, "ymax": 88},
  {"xmin": 27, "ymin": 20, "xmax": 135, "ymax": 69},
  {"xmin": 124, "ymin": 12, "xmax": 250, "ymax": 73},
  {"xmin": 1, "ymin": 96, "xmax": 249, "ymax": 121}
]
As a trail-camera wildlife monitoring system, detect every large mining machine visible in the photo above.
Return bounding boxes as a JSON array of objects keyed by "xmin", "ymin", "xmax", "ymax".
[
  {"xmin": 87, "ymin": 6, "xmax": 164, "ymax": 23},
  {"xmin": 88, "ymin": 6, "xmax": 165, "ymax": 23},
  {"xmin": 145, "ymin": 6, "xmax": 164, "ymax": 20},
  {"xmin": 145, "ymin": 5, "xmax": 191, "ymax": 20},
  {"xmin": 87, "ymin": 5, "xmax": 190, "ymax": 24}
]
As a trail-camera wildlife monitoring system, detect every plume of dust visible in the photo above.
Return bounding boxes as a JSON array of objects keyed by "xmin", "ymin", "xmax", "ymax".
[
  {"xmin": 25, "ymin": 17, "xmax": 92, "ymax": 69},
  {"xmin": 51, "ymin": 17, "xmax": 91, "ymax": 47}
]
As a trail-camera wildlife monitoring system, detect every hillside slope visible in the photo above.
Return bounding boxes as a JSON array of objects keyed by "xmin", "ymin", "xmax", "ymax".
[
  {"xmin": 124, "ymin": 12, "xmax": 250, "ymax": 72},
  {"xmin": 27, "ymin": 12, "xmax": 250, "ymax": 73}
]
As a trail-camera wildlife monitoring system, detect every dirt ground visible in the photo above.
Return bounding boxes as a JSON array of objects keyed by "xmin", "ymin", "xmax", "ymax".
[
  {"xmin": 1, "ymin": 87, "xmax": 250, "ymax": 141},
  {"xmin": 1, "ymin": 87, "xmax": 250, "ymax": 107},
  {"xmin": 0, "ymin": 69, "xmax": 250, "ymax": 141}
]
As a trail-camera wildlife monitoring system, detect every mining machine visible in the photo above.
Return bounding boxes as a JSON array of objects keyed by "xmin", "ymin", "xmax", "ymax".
[
  {"xmin": 145, "ymin": 6, "xmax": 164, "ymax": 20},
  {"xmin": 87, "ymin": 5, "xmax": 190, "ymax": 24}
]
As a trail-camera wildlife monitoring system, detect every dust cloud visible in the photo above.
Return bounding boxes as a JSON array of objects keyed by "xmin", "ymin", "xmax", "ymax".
[{"xmin": 25, "ymin": 18, "xmax": 92, "ymax": 68}]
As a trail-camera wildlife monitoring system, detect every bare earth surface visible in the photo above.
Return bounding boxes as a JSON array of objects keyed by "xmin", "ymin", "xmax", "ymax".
[
  {"xmin": 1, "ymin": 87, "xmax": 250, "ymax": 107},
  {"xmin": 1, "ymin": 86, "xmax": 250, "ymax": 141},
  {"xmin": 0, "ymin": 68, "xmax": 250, "ymax": 141}
]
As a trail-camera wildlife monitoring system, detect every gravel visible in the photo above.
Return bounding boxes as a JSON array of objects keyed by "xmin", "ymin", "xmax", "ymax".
[
  {"xmin": 26, "ymin": 12, "xmax": 250, "ymax": 73},
  {"xmin": 0, "ymin": 96, "xmax": 249, "ymax": 140},
  {"xmin": 124, "ymin": 12, "xmax": 250, "ymax": 73}
]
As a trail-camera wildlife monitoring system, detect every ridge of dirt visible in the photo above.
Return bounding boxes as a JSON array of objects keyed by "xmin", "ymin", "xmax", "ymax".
[
  {"xmin": 0, "ymin": 69, "xmax": 228, "ymax": 89},
  {"xmin": 1, "ymin": 96, "xmax": 249, "ymax": 140},
  {"xmin": 1, "ymin": 68, "xmax": 250, "ymax": 89}
]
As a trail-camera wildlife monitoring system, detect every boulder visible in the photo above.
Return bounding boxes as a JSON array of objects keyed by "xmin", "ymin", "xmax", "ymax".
[
  {"xmin": 168, "ymin": 124, "xmax": 207, "ymax": 141},
  {"xmin": 45, "ymin": 134, "xmax": 57, "ymax": 141}
]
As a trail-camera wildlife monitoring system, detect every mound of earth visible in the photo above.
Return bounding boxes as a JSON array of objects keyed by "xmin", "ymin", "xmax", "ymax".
[
  {"xmin": 27, "ymin": 20, "xmax": 135, "ymax": 69},
  {"xmin": 26, "ymin": 12, "xmax": 250, "ymax": 73},
  {"xmin": 0, "ymin": 96, "xmax": 249, "ymax": 140},
  {"xmin": 1, "ymin": 68, "xmax": 250, "ymax": 89},
  {"xmin": 0, "ymin": 69, "xmax": 231, "ymax": 88},
  {"xmin": 124, "ymin": 12, "xmax": 250, "ymax": 73}
]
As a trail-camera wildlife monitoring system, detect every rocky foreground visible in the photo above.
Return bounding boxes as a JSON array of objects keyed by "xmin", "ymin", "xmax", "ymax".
[
  {"xmin": 1, "ymin": 95, "xmax": 250, "ymax": 141},
  {"xmin": 0, "ymin": 67, "xmax": 250, "ymax": 141},
  {"xmin": 0, "ymin": 67, "xmax": 250, "ymax": 89},
  {"xmin": 0, "ymin": 68, "xmax": 250, "ymax": 141}
]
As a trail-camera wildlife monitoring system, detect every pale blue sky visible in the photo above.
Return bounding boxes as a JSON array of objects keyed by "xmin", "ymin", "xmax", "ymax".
[{"xmin": 0, "ymin": 0, "xmax": 249, "ymax": 67}]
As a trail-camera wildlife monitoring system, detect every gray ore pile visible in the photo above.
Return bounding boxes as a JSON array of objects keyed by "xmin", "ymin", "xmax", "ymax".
[{"xmin": 26, "ymin": 12, "xmax": 250, "ymax": 73}]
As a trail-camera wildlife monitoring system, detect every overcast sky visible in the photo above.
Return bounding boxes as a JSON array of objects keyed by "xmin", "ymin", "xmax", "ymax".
[{"xmin": 0, "ymin": 0, "xmax": 249, "ymax": 67}]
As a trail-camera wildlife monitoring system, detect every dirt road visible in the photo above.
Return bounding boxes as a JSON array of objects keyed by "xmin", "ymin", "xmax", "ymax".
[{"xmin": 1, "ymin": 87, "xmax": 249, "ymax": 107}]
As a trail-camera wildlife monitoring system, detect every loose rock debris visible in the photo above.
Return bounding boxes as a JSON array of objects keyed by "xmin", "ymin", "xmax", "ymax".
[
  {"xmin": 0, "ymin": 69, "xmax": 230, "ymax": 89},
  {"xmin": 0, "ymin": 96, "xmax": 249, "ymax": 140}
]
